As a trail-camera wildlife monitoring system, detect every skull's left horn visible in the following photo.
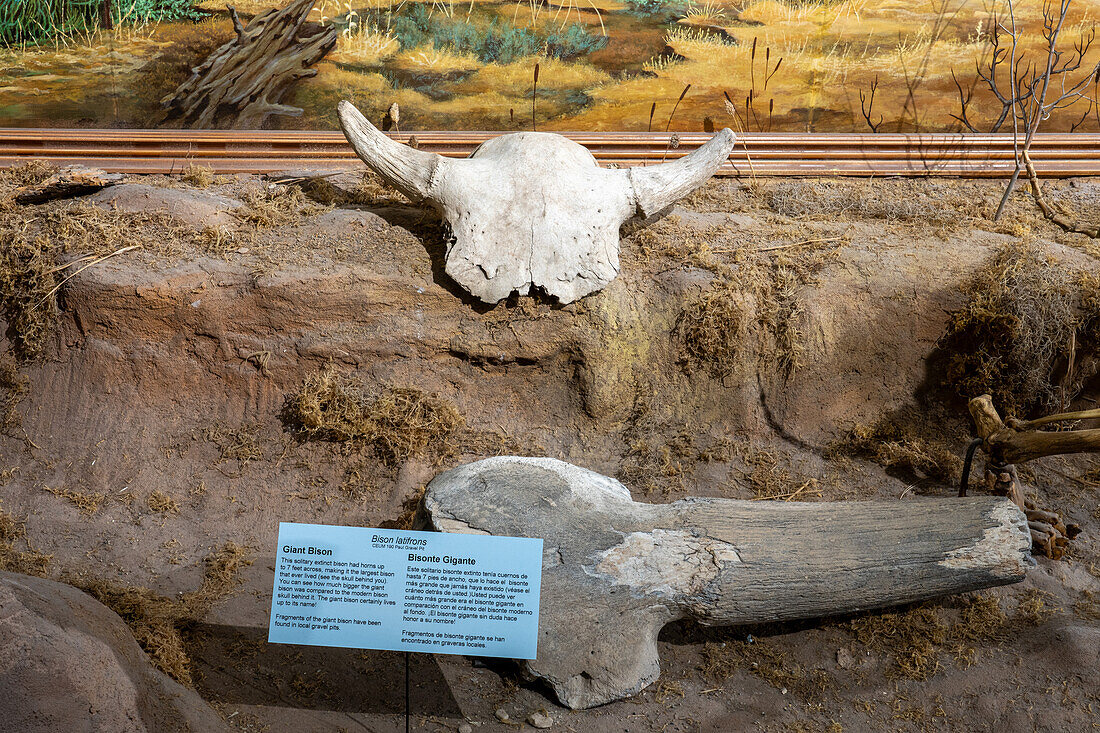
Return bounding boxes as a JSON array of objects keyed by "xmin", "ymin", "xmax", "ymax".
[
  {"xmin": 628, "ymin": 128, "xmax": 736, "ymax": 218},
  {"xmin": 337, "ymin": 100, "xmax": 451, "ymax": 203}
]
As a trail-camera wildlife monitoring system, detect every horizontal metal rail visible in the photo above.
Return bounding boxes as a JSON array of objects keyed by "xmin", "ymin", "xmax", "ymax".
[{"xmin": 2, "ymin": 129, "xmax": 1099, "ymax": 176}]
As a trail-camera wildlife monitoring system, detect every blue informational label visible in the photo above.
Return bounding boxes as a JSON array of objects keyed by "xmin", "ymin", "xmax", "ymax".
[{"xmin": 268, "ymin": 523, "xmax": 543, "ymax": 660}]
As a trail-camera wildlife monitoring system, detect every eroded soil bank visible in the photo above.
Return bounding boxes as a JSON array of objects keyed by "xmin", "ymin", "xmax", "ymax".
[{"xmin": 1, "ymin": 168, "xmax": 1099, "ymax": 732}]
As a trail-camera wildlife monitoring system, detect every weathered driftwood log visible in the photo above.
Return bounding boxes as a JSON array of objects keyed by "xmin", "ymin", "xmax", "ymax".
[
  {"xmin": 422, "ymin": 457, "xmax": 1032, "ymax": 709},
  {"xmin": 14, "ymin": 165, "xmax": 123, "ymax": 204},
  {"xmin": 968, "ymin": 394, "xmax": 1087, "ymax": 557},
  {"xmin": 337, "ymin": 101, "xmax": 735, "ymax": 304},
  {"xmin": 969, "ymin": 394, "xmax": 1100, "ymax": 464},
  {"xmin": 161, "ymin": 0, "xmax": 336, "ymax": 129}
]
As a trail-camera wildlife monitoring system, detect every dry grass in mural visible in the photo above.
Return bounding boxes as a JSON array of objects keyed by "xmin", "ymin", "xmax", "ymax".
[
  {"xmin": 284, "ymin": 366, "xmax": 464, "ymax": 467},
  {"xmin": 5, "ymin": 0, "xmax": 1100, "ymax": 132},
  {"xmin": 938, "ymin": 244, "xmax": 1100, "ymax": 415},
  {"xmin": 65, "ymin": 541, "xmax": 254, "ymax": 685}
]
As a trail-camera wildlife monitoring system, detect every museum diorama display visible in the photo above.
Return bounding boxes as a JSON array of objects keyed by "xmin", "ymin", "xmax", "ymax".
[{"xmin": 2, "ymin": 0, "xmax": 1100, "ymax": 731}]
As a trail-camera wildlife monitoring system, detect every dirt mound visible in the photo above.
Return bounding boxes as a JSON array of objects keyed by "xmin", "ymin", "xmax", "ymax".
[
  {"xmin": 90, "ymin": 183, "xmax": 244, "ymax": 229},
  {"xmin": 0, "ymin": 570, "xmax": 230, "ymax": 733},
  {"xmin": 2, "ymin": 174, "xmax": 1099, "ymax": 732}
]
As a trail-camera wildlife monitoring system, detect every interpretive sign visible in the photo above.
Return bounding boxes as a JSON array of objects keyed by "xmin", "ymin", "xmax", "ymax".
[{"xmin": 268, "ymin": 523, "xmax": 543, "ymax": 659}]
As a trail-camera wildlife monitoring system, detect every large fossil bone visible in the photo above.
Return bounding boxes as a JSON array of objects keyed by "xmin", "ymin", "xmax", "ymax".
[
  {"xmin": 422, "ymin": 456, "xmax": 1033, "ymax": 709},
  {"xmin": 337, "ymin": 101, "xmax": 735, "ymax": 304}
]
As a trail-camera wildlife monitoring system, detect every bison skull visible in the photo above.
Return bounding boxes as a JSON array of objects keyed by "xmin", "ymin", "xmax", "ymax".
[{"xmin": 338, "ymin": 100, "xmax": 735, "ymax": 304}]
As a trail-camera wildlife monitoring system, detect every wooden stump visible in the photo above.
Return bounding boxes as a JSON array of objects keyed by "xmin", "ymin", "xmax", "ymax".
[{"xmin": 160, "ymin": 0, "xmax": 336, "ymax": 129}]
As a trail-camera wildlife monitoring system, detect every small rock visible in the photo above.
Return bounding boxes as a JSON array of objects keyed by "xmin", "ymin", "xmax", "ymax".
[
  {"xmin": 458, "ymin": 724, "xmax": 473, "ymax": 733},
  {"xmin": 527, "ymin": 711, "xmax": 553, "ymax": 728},
  {"xmin": 494, "ymin": 708, "xmax": 510, "ymax": 722}
]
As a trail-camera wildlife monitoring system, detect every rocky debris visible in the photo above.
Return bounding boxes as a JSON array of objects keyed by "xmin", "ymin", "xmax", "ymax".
[
  {"xmin": 89, "ymin": 183, "xmax": 244, "ymax": 229},
  {"xmin": 423, "ymin": 456, "xmax": 1031, "ymax": 709},
  {"xmin": 0, "ymin": 571, "xmax": 231, "ymax": 733},
  {"xmin": 527, "ymin": 710, "xmax": 554, "ymax": 728}
]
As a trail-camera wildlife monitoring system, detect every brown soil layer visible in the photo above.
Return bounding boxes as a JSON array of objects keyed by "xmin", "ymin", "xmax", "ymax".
[{"xmin": 2, "ymin": 170, "xmax": 1099, "ymax": 732}]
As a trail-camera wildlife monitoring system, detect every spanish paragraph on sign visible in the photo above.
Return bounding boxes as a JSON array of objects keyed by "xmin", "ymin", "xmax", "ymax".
[{"xmin": 268, "ymin": 523, "xmax": 543, "ymax": 659}]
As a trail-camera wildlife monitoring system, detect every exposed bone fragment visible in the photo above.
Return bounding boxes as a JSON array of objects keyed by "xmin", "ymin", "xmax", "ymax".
[
  {"xmin": 422, "ymin": 456, "xmax": 1032, "ymax": 709},
  {"xmin": 337, "ymin": 101, "xmax": 735, "ymax": 304}
]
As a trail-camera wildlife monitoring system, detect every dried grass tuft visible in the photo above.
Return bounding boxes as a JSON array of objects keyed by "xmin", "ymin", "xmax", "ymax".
[
  {"xmin": 0, "ymin": 160, "xmax": 58, "ymax": 188},
  {"xmin": 738, "ymin": 442, "xmax": 821, "ymax": 501},
  {"xmin": 700, "ymin": 637, "xmax": 831, "ymax": 699},
  {"xmin": 0, "ymin": 498, "xmax": 52, "ymax": 577},
  {"xmin": 674, "ymin": 281, "xmax": 747, "ymax": 379},
  {"xmin": 0, "ymin": 233, "xmax": 58, "ymax": 360},
  {"xmin": 340, "ymin": 462, "xmax": 376, "ymax": 503},
  {"xmin": 0, "ymin": 356, "xmax": 29, "ymax": 437},
  {"xmin": 831, "ymin": 419, "xmax": 962, "ymax": 484},
  {"xmin": 939, "ymin": 244, "xmax": 1100, "ymax": 414},
  {"xmin": 293, "ymin": 172, "xmax": 410, "ymax": 208},
  {"xmin": 284, "ymin": 366, "xmax": 464, "ymax": 467},
  {"xmin": 1015, "ymin": 588, "xmax": 1056, "ymax": 626},
  {"xmin": 236, "ymin": 184, "xmax": 331, "ymax": 229},
  {"xmin": 181, "ymin": 162, "xmax": 214, "ymax": 188},
  {"xmin": 201, "ymin": 423, "xmax": 265, "ymax": 467},
  {"xmin": 1, "ymin": 492, "xmax": 251, "ymax": 686},
  {"xmin": 43, "ymin": 485, "xmax": 106, "ymax": 516},
  {"xmin": 849, "ymin": 605, "xmax": 947, "ymax": 680},
  {"xmin": 763, "ymin": 179, "xmax": 976, "ymax": 223},
  {"xmin": 146, "ymin": 490, "xmax": 180, "ymax": 515},
  {"xmin": 66, "ymin": 542, "xmax": 253, "ymax": 686},
  {"xmin": 637, "ymin": 216, "xmax": 842, "ymax": 377},
  {"xmin": 850, "ymin": 594, "xmax": 1016, "ymax": 679},
  {"xmin": 617, "ymin": 382, "xmax": 698, "ymax": 496}
]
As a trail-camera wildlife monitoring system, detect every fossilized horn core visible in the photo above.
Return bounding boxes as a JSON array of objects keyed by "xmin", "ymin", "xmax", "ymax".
[{"xmin": 337, "ymin": 100, "xmax": 736, "ymax": 303}]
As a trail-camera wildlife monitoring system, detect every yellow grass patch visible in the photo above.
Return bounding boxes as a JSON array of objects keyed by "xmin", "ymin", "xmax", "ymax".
[
  {"xmin": 453, "ymin": 54, "xmax": 610, "ymax": 94},
  {"xmin": 331, "ymin": 22, "xmax": 402, "ymax": 66},
  {"xmin": 391, "ymin": 45, "xmax": 481, "ymax": 74}
]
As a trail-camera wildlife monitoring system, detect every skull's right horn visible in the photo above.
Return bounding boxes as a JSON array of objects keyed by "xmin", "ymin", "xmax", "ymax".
[
  {"xmin": 337, "ymin": 100, "xmax": 452, "ymax": 203},
  {"xmin": 628, "ymin": 128, "xmax": 736, "ymax": 218}
]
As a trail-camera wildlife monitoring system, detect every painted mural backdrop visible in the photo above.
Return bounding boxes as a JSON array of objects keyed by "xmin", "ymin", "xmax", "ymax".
[{"xmin": 2, "ymin": 0, "xmax": 1100, "ymax": 131}]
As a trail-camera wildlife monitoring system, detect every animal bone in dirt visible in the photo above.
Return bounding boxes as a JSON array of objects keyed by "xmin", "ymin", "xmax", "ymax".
[
  {"xmin": 422, "ymin": 456, "xmax": 1033, "ymax": 709},
  {"xmin": 337, "ymin": 101, "xmax": 735, "ymax": 304}
]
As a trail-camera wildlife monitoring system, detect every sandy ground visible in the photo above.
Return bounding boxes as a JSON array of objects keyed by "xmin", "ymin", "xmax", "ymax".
[{"xmin": 1, "ymin": 170, "xmax": 1099, "ymax": 732}]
